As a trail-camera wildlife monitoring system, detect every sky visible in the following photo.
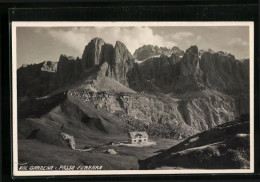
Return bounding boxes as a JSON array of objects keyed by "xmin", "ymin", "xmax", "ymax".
[{"xmin": 16, "ymin": 26, "xmax": 250, "ymax": 67}]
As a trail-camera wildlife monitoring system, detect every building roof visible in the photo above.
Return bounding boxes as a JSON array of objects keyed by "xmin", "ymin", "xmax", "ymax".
[{"xmin": 128, "ymin": 131, "xmax": 148, "ymax": 139}]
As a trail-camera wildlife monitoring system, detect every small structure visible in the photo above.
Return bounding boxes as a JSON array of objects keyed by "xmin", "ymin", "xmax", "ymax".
[{"xmin": 128, "ymin": 131, "xmax": 148, "ymax": 144}]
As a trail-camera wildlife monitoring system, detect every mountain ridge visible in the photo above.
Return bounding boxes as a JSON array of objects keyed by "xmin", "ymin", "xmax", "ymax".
[{"xmin": 133, "ymin": 44, "xmax": 184, "ymax": 60}]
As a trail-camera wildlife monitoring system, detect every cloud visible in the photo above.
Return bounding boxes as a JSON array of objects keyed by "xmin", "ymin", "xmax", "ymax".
[
  {"xmin": 228, "ymin": 38, "xmax": 248, "ymax": 47},
  {"xmin": 167, "ymin": 31, "xmax": 194, "ymax": 41},
  {"xmin": 164, "ymin": 31, "xmax": 202, "ymax": 49},
  {"xmin": 196, "ymin": 35, "xmax": 202, "ymax": 41},
  {"xmin": 35, "ymin": 27, "xmax": 177, "ymax": 56}
]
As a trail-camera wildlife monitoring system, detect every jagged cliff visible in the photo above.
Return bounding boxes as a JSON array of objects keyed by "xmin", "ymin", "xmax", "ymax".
[
  {"xmin": 137, "ymin": 45, "xmax": 249, "ymax": 94},
  {"xmin": 81, "ymin": 38, "xmax": 114, "ymax": 68},
  {"xmin": 17, "ymin": 37, "xmax": 249, "ymax": 139}
]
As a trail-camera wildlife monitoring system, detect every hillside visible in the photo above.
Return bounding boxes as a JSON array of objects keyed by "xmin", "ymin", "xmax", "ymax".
[{"xmin": 139, "ymin": 114, "xmax": 250, "ymax": 169}]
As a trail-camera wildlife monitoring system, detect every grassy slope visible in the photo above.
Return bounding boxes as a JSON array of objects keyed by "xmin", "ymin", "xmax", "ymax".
[
  {"xmin": 18, "ymin": 138, "xmax": 181, "ymax": 170},
  {"xmin": 18, "ymin": 139, "xmax": 138, "ymax": 170},
  {"xmin": 18, "ymin": 91, "xmax": 183, "ymax": 169},
  {"xmin": 139, "ymin": 115, "xmax": 250, "ymax": 169}
]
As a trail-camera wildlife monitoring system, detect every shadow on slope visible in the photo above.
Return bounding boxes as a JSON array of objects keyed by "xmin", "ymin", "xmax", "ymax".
[
  {"xmin": 18, "ymin": 92, "xmax": 128, "ymax": 149},
  {"xmin": 139, "ymin": 114, "xmax": 250, "ymax": 169}
]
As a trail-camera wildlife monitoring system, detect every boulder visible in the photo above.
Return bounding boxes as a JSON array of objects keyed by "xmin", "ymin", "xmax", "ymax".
[
  {"xmin": 107, "ymin": 149, "xmax": 117, "ymax": 154},
  {"xmin": 61, "ymin": 132, "xmax": 76, "ymax": 149}
]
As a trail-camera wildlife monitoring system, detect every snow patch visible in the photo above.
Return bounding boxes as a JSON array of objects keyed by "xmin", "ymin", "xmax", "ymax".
[
  {"xmin": 236, "ymin": 133, "xmax": 249, "ymax": 138},
  {"xmin": 189, "ymin": 136, "xmax": 199, "ymax": 143}
]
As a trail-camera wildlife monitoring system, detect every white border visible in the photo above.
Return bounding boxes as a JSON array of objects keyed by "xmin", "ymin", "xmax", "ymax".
[{"xmin": 12, "ymin": 21, "xmax": 254, "ymax": 176}]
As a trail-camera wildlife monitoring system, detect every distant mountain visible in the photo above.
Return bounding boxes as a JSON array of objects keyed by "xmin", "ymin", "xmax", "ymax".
[
  {"xmin": 17, "ymin": 37, "xmax": 249, "ymax": 139},
  {"xmin": 133, "ymin": 45, "xmax": 184, "ymax": 60}
]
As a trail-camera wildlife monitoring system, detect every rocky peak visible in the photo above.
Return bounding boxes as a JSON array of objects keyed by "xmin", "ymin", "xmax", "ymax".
[
  {"xmin": 185, "ymin": 45, "xmax": 199, "ymax": 55},
  {"xmin": 173, "ymin": 45, "xmax": 204, "ymax": 92},
  {"xmin": 106, "ymin": 41, "xmax": 134, "ymax": 87},
  {"xmin": 181, "ymin": 45, "xmax": 200, "ymax": 66},
  {"xmin": 215, "ymin": 51, "xmax": 235, "ymax": 59},
  {"xmin": 114, "ymin": 41, "xmax": 132, "ymax": 62},
  {"xmin": 91, "ymin": 37, "xmax": 105, "ymax": 43},
  {"xmin": 81, "ymin": 37, "xmax": 106, "ymax": 68},
  {"xmin": 171, "ymin": 46, "xmax": 184, "ymax": 57},
  {"xmin": 59, "ymin": 54, "xmax": 72, "ymax": 61},
  {"xmin": 58, "ymin": 54, "xmax": 77, "ymax": 66},
  {"xmin": 199, "ymin": 49, "xmax": 214, "ymax": 57},
  {"xmin": 171, "ymin": 46, "xmax": 180, "ymax": 51},
  {"xmin": 208, "ymin": 49, "xmax": 214, "ymax": 54},
  {"xmin": 41, "ymin": 61, "xmax": 58, "ymax": 72}
]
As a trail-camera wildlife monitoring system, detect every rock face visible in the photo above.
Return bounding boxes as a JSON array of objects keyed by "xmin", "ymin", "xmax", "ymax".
[
  {"xmin": 81, "ymin": 38, "xmax": 137, "ymax": 87},
  {"xmin": 137, "ymin": 54, "xmax": 180, "ymax": 93},
  {"xmin": 139, "ymin": 114, "xmax": 250, "ymax": 169},
  {"xmin": 55, "ymin": 55, "xmax": 82, "ymax": 89},
  {"xmin": 200, "ymin": 52, "xmax": 249, "ymax": 94},
  {"xmin": 137, "ymin": 45, "xmax": 249, "ymax": 94},
  {"xmin": 137, "ymin": 45, "xmax": 204, "ymax": 93},
  {"xmin": 68, "ymin": 90, "xmax": 198, "ymax": 138},
  {"xmin": 133, "ymin": 45, "xmax": 184, "ymax": 60},
  {"xmin": 67, "ymin": 87, "xmax": 248, "ymax": 136},
  {"xmin": 174, "ymin": 46, "xmax": 205, "ymax": 92},
  {"xmin": 81, "ymin": 38, "xmax": 114, "ymax": 69},
  {"xmin": 17, "ymin": 37, "xmax": 250, "ymax": 139},
  {"xmin": 106, "ymin": 41, "xmax": 135, "ymax": 87}
]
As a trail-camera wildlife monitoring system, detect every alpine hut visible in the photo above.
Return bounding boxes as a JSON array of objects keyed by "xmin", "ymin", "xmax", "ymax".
[{"xmin": 128, "ymin": 131, "xmax": 148, "ymax": 144}]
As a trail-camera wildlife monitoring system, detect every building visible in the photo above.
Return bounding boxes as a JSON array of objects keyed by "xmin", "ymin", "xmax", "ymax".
[{"xmin": 128, "ymin": 131, "xmax": 148, "ymax": 144}]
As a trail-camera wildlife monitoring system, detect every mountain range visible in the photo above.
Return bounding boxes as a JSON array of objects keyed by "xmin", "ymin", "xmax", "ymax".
[
  {"xmin": 18, "ymin": 37, "xmax": 249, "ymax": 135},
  {"xmin": 17, "ymin": 37, "xmax": 250, "ymax": 169}
]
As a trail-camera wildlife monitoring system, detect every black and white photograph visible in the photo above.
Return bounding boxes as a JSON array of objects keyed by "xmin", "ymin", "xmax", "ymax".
[{"xmin": 12, "ymin": 22, "xmax": 254, "ymax": 176}]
